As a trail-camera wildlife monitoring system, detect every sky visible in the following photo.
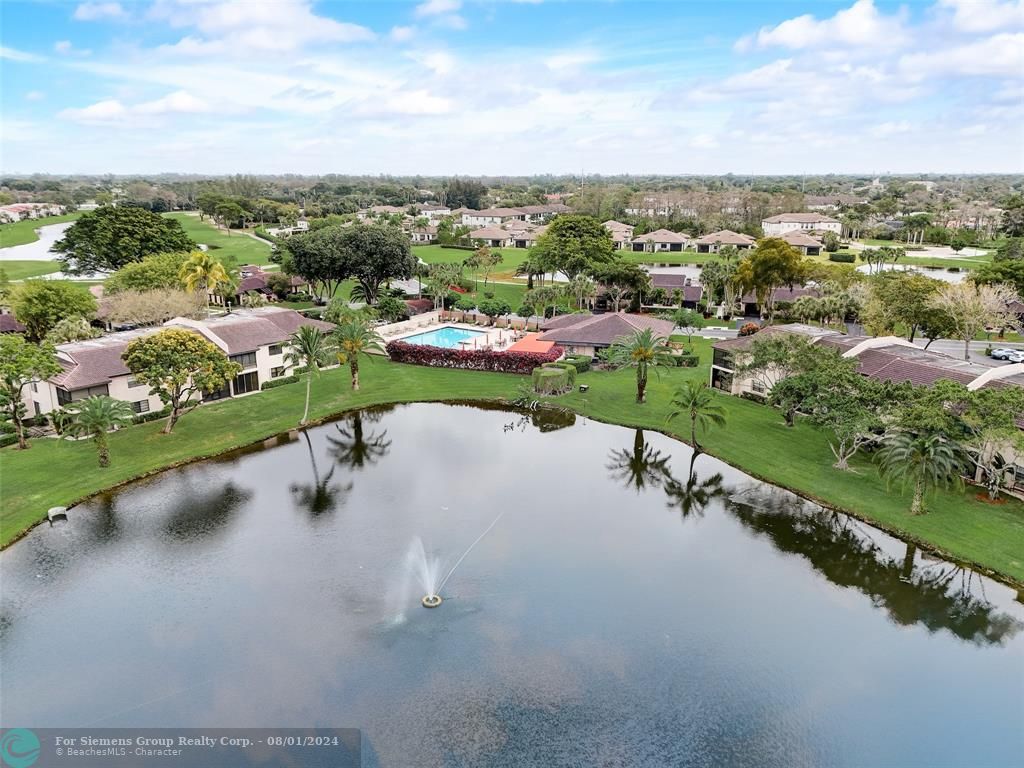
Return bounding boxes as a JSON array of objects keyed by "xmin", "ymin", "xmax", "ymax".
[{"xmin": 1, "ymin": 0, "xmax": 1022, "ymax": 175}]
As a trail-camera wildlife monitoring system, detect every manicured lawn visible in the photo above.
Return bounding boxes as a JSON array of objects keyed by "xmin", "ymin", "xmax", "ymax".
[
  {"xmin": 0, "ymin": 260, "xmax": 63, "ymax": 280},
  {"xmin": 163, "ymin": 212, "xmax": 274, "ymax": 266},
  {"xmin": 3, "ymin": 348, "xmax": 1022, "ymax": 584},
  {"xmin": 0, "ymin": 213, "xmax": 80, "ymax": 248},
  {"xmin": 901, "ymin": 253, "xmax": 991, "ymax": 269}
]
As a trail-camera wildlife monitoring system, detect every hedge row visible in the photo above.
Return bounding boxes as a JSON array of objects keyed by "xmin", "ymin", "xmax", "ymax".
[
  {"xmin": 439, "ymin": 244, "xmax": 477, "ymax": 251},
  {"xmin": 261, "ymin": 375, "xmax": 300, "ymax": 390},
  {"xmin": 385, "ymin": 340, "xmax": 563, "ymax": 374},
  {"xmin": 563, "ymin": 355, "xmax": 593, "ymax": 373},
  {"xmin": 0, "ymin": 433, "xmax": 17, "ymax": 448},
  {"xmin": 133, "ymin": 406, "xmax": 171, "ymax": 424},
  {"xmin": 828, "ymin": 252, "xmax": 856, "ymax": 263}
]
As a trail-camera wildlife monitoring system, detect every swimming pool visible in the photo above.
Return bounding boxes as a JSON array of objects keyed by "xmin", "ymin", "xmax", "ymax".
[{"xmin": 400, "ymin": 325, "xmax": 487, "ymax": 349}]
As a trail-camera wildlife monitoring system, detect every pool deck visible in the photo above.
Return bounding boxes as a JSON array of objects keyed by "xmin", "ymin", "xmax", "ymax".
[{"xmin": 378, "ymin": 311, "xmax": 532, "ymax": 352}]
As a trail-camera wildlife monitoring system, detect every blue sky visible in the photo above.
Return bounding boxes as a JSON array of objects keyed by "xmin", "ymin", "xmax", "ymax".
[{"xmin": 1, "ymin": 0, "xmax": 1022, "ymax": 174}]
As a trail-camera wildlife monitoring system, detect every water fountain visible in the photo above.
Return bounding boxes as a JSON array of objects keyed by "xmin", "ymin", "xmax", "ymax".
[{"xmin": 407, "ymin": 511, "xmax": 506, "ymax": 608}]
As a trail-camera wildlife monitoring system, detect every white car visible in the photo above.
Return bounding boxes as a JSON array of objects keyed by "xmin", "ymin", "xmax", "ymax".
[
  {"xmin": 1004, "ymin": 350, "xmax": 1024, "ymax": 364},
  {"xmin": 990, "ymin": 348, "xmax": 1018, "ymax": 360}
]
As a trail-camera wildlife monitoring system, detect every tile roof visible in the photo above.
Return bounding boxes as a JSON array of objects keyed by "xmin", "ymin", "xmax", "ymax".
[
  {"xmin": 469, "ymin": 226, "xmax": 511, "ymax": 240},
  {"xmin": 763, "ymin": 213, "xmax": 840, "ymax": 224},
  {"xmin": 0, "ymin": 314, "xmax": 26, "ymax": 333},
  {"xmin": 695, "ymin": 230, "xmax": 756, "ymax": 245},
  {"xmin": 632, "ymin": 228, "xmax": 689, "ymax": 244},
  {"xmin": 781, "ymin": 231, "xmax": 824, "ymax": 247},
  {"xmin": 538, "ymin": 312, "xmax": 675, "ymax": 347}
]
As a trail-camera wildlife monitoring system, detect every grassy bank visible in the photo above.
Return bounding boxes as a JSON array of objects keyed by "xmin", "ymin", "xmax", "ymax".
[
  {"xmin": 0, "ymin": 213, "xmax": 81, "ymax": 248},
  {"xmin": 2, "ymin": 349, "xmax": 1022, "ymax": 584},
  {"xmin": 1, "ymin": 260, "xmax": 63, "ymax": 280},
  {"xmin": 163, "ymin": 212, "xmax": 274, "ymax": 266}
]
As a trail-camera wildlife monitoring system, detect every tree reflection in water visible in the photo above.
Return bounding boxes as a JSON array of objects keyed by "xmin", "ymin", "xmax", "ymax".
[
  {"xmin": 327, "ymin": 409, "xmax": 393, "ymax": 472},
  {"xmin": 606, "ymin": 429, "xmax": 671, "ymax": 493},
  {"xmin": 725, "ymin": 486, "xmax": 1023, "ymax": 646},
  {"xmin": 291, "ymin": 430, "xmax": 352, "ymax": 518},
  {"xmin": 163, "ymin": 479, "xmax": 252, "ymax": 541},
  {"xmin": 607, "ymin": 430, "xmax": 1022, "ymax": 646}
]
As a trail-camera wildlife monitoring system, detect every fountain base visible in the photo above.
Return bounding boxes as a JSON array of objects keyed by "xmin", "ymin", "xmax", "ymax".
[{"xmin": 422, "ymin": 594, "xmax": 443, "ymax": 608}]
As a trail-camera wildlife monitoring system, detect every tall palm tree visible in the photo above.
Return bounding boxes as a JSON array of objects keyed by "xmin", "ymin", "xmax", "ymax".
[
  {"xmin": 666, "ymin": 380, "xmax": 727, "ymax": 452},
  {"xmin": 65, "ymin": 396, "xmax": 134, "ymax": 467},
  {"xmin": 606, "ymin": 327, "xmax": 674, "ymax": 403},
  {"xmin": 875, "ymin": 431, "xmax": 965, "ymax": 515},
  {"xmin": 286, "ymin": 325, "xmax": 332, "ymax": 426},
  {"xmin": 334, "ymin": 320, "xmax": 384, "ymax": 391},
  {"xmin": 567, "ymin": 274, "xmax": 597, "ymax": 310},
  {"xmin": 179, "ymin": 251, "xmax": 231, "ymax": 297}
]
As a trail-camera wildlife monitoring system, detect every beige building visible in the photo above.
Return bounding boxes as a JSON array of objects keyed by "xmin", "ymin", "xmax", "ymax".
[
  {"xmin": 24, "ymin": 307, "xmax": 333, "ymax": 418},
  {"xmin": 761, "ymin": 213, "xmax": 842, "ymax": 237}
]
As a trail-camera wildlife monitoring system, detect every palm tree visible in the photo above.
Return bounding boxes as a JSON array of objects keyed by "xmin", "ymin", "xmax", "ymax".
[
  {"xmin": 286, "ymin": 325, "xmax": 332, "ymax": 426},
  {"xmin": 568, "ymin": 274, "xmax": 597, "ymax": 310},
  {"xmin": 875, "ymin": 431, "xmax": 965, "ymax": 515},
  {"xmin": 666, "ymin": 380, "xmax": 727, "ymax": 452},
  {"xmin": 179, "ymin": 251, "xmax": 231, "ymax": 297},
  {"xmin": 334, "ymin": 319, "xmax": 383, "ymax": 391},
  {"xmin": 606, "ymin": 327, "xmax": 674, "ymax": 403},
  {"xmin": 64, "ymin": 396, "xmax": 134, "ymax": 467}
]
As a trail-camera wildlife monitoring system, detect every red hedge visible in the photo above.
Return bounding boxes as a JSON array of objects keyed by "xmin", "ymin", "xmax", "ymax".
[{"xmin": 386, "ymin": 340, "xmax": 563, "ymax": 374}]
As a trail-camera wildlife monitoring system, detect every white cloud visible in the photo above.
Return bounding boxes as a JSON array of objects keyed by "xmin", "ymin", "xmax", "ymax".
[
  {"xmin": 0, "ymin": 46, "xmax": 43, "ymax": 63},
  {"xmin": 55, "ymin": 41, "xmax": 72, "ymax": 54},
  {"xmin": 900, "ymin": 32, "xmax": 1024, "ymax": 78},
  {"xmin": 415, "ymin": 0, "xmax": 461, "ymax": 18},
  {"xmin": 689, "ymin": 134, "xmax": 719, "ymax": 149},
  {"xmin": 936, "ymin": 0, "xmax": 1024, "ymax": 34},
  {"xmin": 544, "ymin": 51, "xmax": 599, "ymax": 71},
  {"xmin": 412, "ymin": 51, "xmax": 456, "ymax": 75},
  {"xmin": 60, "ymin": 90, "xmax": 211, "ymax": 123},
  {"xmin": 25, "ymin": 91, "xmax": 45, "ymax": 101},
  {"xmin": 390, "ymin": 26, "xmax": 416, "ymax": 43},
  {"xmin": 869, "ymin": 120, "xmax": 913, "ymax": 137},
  {"xmin": 737, "ymin": 0, "xmax": 907, "ymax": 51},
  {"xmin": 150, "ymin": 0, "xmax": 374, "ymax": 53},
  {"xmin": 73, "ymin": 2, "xmax": 125, "ymax": 21}
]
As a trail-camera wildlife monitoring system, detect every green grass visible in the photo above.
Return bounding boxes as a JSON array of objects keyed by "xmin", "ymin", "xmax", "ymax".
[
  {"xmin": 163, "ymin": 212, "xmax": 274, "ymax": 266},
  {"xmin": 3, "ymin": 348, "xmax": 1022, "ymax": 585},
  {"xmin": 0, "ymin": 213, "xmax": 81, "ymax": 248},
  {"xmin": 0, "ymin": 260, "xmax": 63, "ymax": 280}
]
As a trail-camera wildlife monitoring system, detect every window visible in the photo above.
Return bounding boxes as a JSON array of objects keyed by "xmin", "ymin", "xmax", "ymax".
[
  {"xmin": 57, "ymin": 388, "xmax": 71, "ymax": 406},
  {"xmin": 230, "ymin": 351, "xmax": 257, "ymax": 369},
  {"xmin": 712, "ymin": 349, "xmax": 734, "ymax": 370},
  {"xmin": 271, "ymin": 366, "xmax": 285, "ymax": 379},
  {"xmin": 57, "ymin": 384, "xmax": 109, "ymax": 405},
  {"xmin": 131, "ymin": 400, "xmax": 150, "ymax": 414},
  {"xmin": 751, "ymin": 380, "xmax": 766, "ymax": 394},
  {"xmin": 31, "ymin": 382, "xmax": 37, "ymax": 393},
  {"xmin": 33, "ymin": 402, "xmax": 41, "ymax": 416},
  {"xmin": 127, "ymin": 376, "xmax": 145, "ymax": 388},
  {"xmin": 232, "ymin": 371, "xmax": 259, "ymax": 395},
  {"xmin": 268, "ymin": 344, "xmax": 283, "ymax": 356}
]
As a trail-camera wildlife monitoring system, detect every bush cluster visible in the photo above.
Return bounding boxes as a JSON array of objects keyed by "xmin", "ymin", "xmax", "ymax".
[
  {"xmin": 133, "ymin": 406, "xmax": 171, "ymax": 425},
  {"xmin": 562, "ymin": 355, "xmax": 593, "ymax": 373},
  {"xmin": 386, "ymin": 340, "xmax": 563, "ymax": 374},
  {"xmin": 261, "ymin": 375, "xmax": 300, "ymax": 390},
  {"xmin": 674, "ymin": 353, "xmax": 699, "ymax": 367},
  {"xmin": 737, "ymin": 322, "xmax": 761, "ymax": 337},
  {"xmin": 828, "ymin": 252, "xmax": 856, "ymax": 263}
]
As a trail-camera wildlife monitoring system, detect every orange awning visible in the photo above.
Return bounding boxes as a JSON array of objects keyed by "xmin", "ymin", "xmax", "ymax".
[{"xmin": 508, "ymin": 333, "xmax": 555, "ymax": 354}]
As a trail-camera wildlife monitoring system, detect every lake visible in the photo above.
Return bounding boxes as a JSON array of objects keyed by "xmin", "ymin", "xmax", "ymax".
[{"xmin": 1, "ymin": 403, "xmax": 1021, "ymax": 767}]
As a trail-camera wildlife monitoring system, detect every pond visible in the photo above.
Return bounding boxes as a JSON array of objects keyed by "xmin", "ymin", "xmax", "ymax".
[{"xmin": 1, "ymin": 403, "xmax": 1021, "ymax": 767}]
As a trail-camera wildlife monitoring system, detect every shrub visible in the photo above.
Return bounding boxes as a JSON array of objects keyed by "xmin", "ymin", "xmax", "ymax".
[
  {"xmin": 516, "ymin": 304, "xmax": 535, "ymax": 318},
  {"xmin": 563, "ymin": 355, "xmax": 592, "ymax": 373},
  {"xmin": 738, "ymin": 322, "xmax": 760, "ymax": 336},
  {"xmin": 440, "ymin": 244, "xmax": 476, "ymax": 251},
  {"xmin": 674, "ymin": 353, "xmax": 699, "ymax": 367},
  {"xmin": 386, "ymin": 340, "xmax": 563, "ymax": 374},
  {"xmin": 456, "ymin": 278, "xmax": 475, "ymax": 292},
  {"xmin": 455, "ymin": 296, "xmax": 477, "ymax": 312},
  {"xmin": 133, "ymin": 406, "xmax": 171, "ymax": 425},
  {"xmin": 828, "ymin": 252, "xmax": 856, "ymax": 263},
  {"xmin": 0, "ymin": 433, "xmax": 17, "ymax": 448},
  {"xmin": 532, "ymin": 366, "xmax": 575, "ymax": 394},
  {"xmin": 261, "ymin": 375, "xmax": 300, "ymax": 390}
]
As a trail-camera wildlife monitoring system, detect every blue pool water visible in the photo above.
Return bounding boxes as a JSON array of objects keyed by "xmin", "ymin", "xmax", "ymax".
[{"xmin": 401, "ymin": 325, "xmax": 486, "ymax": 349}]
